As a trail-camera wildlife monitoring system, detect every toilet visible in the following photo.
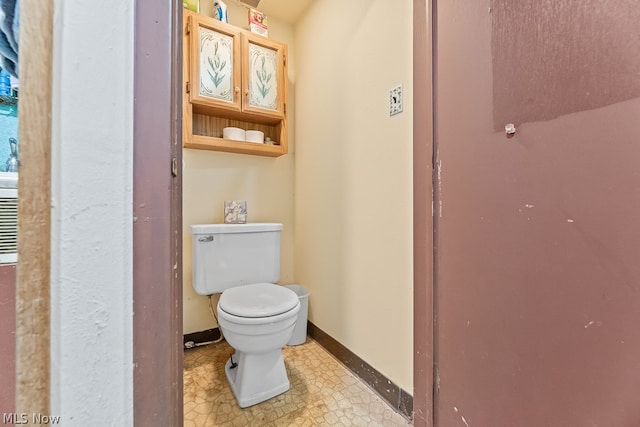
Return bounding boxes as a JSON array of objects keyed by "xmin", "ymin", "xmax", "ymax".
[{"xmin": 190, "ymin": 222, "xmax": 300, "ymax": 408}]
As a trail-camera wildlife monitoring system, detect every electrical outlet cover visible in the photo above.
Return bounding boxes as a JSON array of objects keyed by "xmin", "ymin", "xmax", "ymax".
[{"xmin": 389, "ymin": 85, "xmax": 403, "ymax": 116}]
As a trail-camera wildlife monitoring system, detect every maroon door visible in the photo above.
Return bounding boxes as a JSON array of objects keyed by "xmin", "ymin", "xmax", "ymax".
[{"xmin": 434, "ymin": 1, "xmax": 640, "ymax": 426}]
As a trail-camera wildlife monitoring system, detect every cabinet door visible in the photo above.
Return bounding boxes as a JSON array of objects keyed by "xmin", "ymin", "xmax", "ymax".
[
  {"xmin": 241, "ymin": 33, "xmax": 287, "ymax": 120},
  {"xmin": 189, "ymin": 15, "xmax": 241, "ymax": 112}
]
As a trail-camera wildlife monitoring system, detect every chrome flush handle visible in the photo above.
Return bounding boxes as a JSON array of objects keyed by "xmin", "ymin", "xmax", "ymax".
[{"xmin": 198, "ymin": 235, "xmax": 214, "ymax": 242}]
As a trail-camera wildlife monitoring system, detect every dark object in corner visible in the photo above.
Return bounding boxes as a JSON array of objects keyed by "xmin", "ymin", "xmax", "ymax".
[{"xmin": 183, "ymin": 328, "xmax": 222, "ymax": 350}]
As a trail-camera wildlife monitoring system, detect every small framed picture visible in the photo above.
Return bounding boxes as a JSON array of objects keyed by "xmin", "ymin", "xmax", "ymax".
[
  {"xmin": 224, "ymin": 200, "xmax": 247, "ymax": 224},
  {"xmin": 248, "ymin": 8, "xmax": 268, "ymax": 37}
]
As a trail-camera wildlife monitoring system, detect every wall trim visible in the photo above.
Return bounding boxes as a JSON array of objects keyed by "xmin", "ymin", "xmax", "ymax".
[
  {"xmin": 15, "ymin": 0, "xmax": 53, "ymax": 416},
  {"xmin": 307, "ymin": 322, "xmax": 413, "ymax": 421}
]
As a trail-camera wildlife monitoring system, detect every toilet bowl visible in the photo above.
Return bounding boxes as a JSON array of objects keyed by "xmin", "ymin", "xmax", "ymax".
[
  {"xmin": 190, "ymin": 223, "xmax": 302, "ymax": 408},
  {"xmin": 217, "ymin": 282, "xmax": 300, "ymax": 408}
]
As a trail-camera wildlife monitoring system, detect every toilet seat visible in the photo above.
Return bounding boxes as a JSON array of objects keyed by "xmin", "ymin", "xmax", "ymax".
[{"xmin": 219, "ymin": 282, "xmax": 299, "ymax": 318}]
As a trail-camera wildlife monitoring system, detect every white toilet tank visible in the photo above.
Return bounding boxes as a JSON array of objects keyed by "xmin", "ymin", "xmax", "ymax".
[{"xmin": 190, "ymin": 223, "xmax": 282, "ymax": 295}]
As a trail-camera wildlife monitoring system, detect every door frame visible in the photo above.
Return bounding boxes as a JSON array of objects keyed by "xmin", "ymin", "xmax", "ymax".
[
  {"xmin": 412, "ymin": 0, "xmax": 435, "ymax": 426},
  {"xmin": 131, "ymin": 1, "xmax": 436, "ymax": 422},
  {"xmin": 132, "ymin": 0, "xmax": 183, "ymax": 425}
]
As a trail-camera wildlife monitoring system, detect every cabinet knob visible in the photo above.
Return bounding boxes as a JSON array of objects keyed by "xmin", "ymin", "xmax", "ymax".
[
  {"xmin": 235, "ymin": 87, "xmax": 240, "ymax": 93},
  {"xmin": 245, "ymin": 89, "xmax": 249, "ymax": 96}
]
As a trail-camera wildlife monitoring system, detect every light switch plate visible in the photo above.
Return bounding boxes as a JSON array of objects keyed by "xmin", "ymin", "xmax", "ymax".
[{"xmin": 389, "ymin": 85, "xmax": 403, "ymax": 116}]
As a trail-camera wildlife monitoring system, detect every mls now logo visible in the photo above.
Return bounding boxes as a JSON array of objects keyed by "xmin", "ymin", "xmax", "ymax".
[{"xmin": 3, "ymin": 413, "xmax": 61, "ymax": 424}]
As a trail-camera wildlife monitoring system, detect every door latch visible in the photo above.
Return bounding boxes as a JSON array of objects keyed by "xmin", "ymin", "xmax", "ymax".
[{"xmin": 171, "ymin": 157, "xmax": 178, "ymax": 177}]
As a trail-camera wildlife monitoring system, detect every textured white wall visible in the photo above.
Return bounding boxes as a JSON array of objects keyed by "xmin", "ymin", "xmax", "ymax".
[
  {"xmin": 294, "ymin": 0, "xmax": 414, "ymax": 392},
  {"xmin": 50, "ymin": 0, "xmax": 133, "ymax": 424}
]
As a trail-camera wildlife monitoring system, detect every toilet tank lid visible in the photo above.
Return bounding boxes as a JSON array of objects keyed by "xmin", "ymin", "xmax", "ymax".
[{"xmin": 190, "ymin": 222, "xmax": 282, "ymax": 235}]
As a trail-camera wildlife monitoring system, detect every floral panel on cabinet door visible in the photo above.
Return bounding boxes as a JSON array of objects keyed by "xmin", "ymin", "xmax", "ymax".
[
  {"xmin": 247, "ymin": 43, "xmax": 278, "ymax": 111},
  {"xmin": 199, "ymin": 27, "xmax": 234, "ymax": 103}
]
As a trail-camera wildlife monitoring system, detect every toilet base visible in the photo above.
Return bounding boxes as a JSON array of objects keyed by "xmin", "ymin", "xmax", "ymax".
[{"xmin": 224, "ymin": 350, "xmax": 291, "ymax": 408}]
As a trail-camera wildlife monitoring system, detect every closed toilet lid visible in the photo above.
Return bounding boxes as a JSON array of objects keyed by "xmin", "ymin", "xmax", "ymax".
[{"xmin": 219, "ymin": 283, "xmax": 299, "ymax": 318}]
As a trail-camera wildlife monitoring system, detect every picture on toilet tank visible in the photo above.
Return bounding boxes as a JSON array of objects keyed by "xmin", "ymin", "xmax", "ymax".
[{"xmin": 224, "ymin": 200, "xmax": 247, "ymax": 224}]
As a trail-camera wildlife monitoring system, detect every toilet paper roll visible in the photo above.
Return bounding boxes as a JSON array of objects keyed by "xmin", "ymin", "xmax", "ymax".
[
  {"xmin": 245, "ymin": 130, "xmax": 265, "ymax": 144},
  {"xmin": 223, "ymin": 127, "xmax": 245, "ymax": 141}
]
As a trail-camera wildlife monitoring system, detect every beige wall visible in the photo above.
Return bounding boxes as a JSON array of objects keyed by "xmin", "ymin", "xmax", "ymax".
[
  {"xmin": 183, "ymin": 2, "xmax": 296, "ymax": 334},
  {"xmin": 293, "ymin": 0, "xmax": 414, "ymax": 392}
]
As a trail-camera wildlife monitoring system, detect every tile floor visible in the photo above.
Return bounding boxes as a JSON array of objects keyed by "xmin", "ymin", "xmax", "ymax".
[{"xmin": 183, "ymin": 337, "xmax": 412, "ymax": 426}]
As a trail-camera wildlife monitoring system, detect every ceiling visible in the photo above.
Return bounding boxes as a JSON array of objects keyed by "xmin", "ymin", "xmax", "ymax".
[{"xmin": 242, "ymin": 0, "xmax": 314, "ymax": 24}]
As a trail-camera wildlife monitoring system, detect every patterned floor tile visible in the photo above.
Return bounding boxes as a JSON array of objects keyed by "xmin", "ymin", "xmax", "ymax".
[{"xmin": 183, "ymin": 338, "xmax": 412, "ymax": 426}]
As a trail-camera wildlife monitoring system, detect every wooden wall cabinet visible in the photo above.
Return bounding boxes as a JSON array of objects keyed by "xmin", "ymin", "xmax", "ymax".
[{"xmin": 183, "ymin": 10, "xmax": 288, "ymax": 157}]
